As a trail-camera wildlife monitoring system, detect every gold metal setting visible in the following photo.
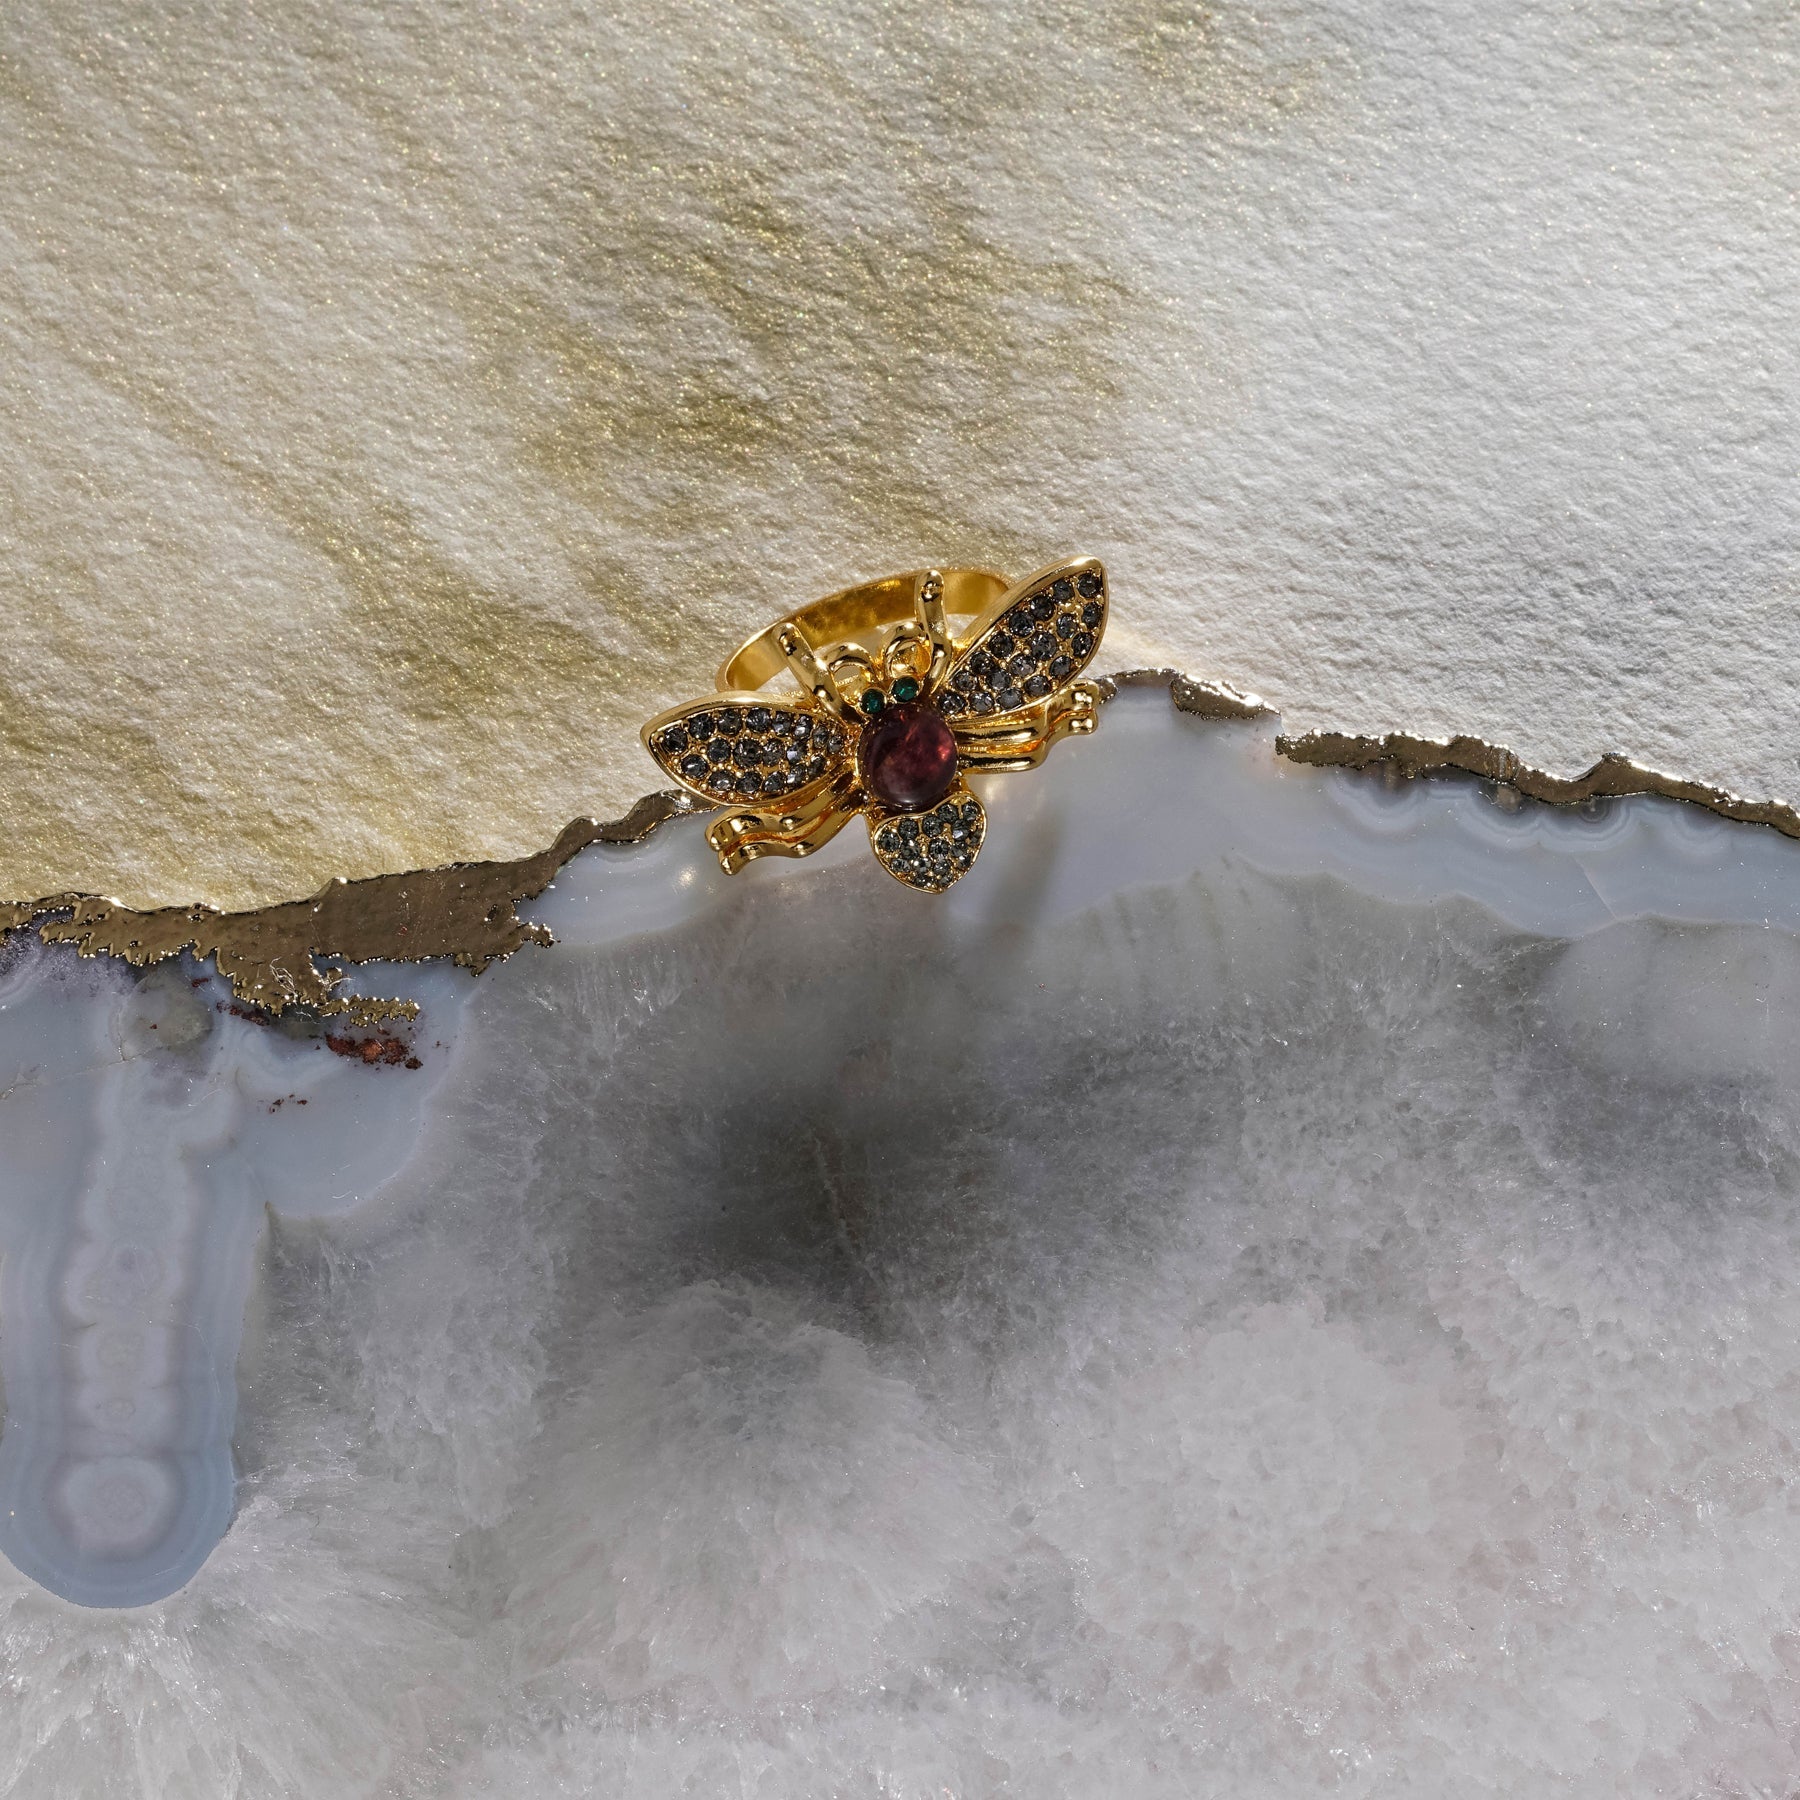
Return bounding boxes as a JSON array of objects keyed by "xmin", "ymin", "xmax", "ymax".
[{"xmin": 640, "ymin": 560, "xmax": 1111, "ymax": 892}]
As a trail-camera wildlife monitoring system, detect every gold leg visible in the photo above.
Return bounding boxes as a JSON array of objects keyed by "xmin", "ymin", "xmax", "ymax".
[
  {"xmin": 951, "ymin": 680, "xmax": 1102, "ymax": 773},
  {"xmin": 914, "ymin": 567, "xmax": 954, "ymax": 689},
  {"xmin": 706, "ymin": 778, "xmax": 862, "ymax": 874},
  {"xmin": 776, "ymin": 622, "xmax": 863, "ymax": 724}
]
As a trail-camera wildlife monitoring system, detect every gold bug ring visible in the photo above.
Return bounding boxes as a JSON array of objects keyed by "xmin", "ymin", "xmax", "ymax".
[{"xmin": 642, "ymin": 559, "xmax": 1110, "ymax": 892}]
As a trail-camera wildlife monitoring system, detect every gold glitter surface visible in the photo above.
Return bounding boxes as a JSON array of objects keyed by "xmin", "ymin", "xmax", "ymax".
[
  {"xmin": 5, "ymin": 1, "xmax": 1798, "ymax": 916},
  {"xmin": 0, "ymin": 0, "xmax": 1318, "ymax": 913}
]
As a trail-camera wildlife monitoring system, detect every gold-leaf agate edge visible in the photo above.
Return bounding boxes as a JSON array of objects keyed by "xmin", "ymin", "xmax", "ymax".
[
  {"xmin": 0, "ymin": 792, "xmax": 706, "ymax": 1024},
  {"xmin": 6, "ymin": 673, "xmax": 1798, "ymax": 1024}
]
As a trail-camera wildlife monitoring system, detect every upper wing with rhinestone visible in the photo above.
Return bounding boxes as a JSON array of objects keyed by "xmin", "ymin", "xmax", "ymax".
[
  {"xmin": 933, "ymin": 559, "xmax": 1109, "ymax": 722},
  {"xmin": 643, "ymin": 697, "xmax": 854, "ymax": 805}
]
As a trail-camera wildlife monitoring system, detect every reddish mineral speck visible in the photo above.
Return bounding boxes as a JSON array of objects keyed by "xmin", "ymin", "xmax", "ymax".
[{"xmin": 324, "ymin": 1031, "xmax": 421, "ymax": 1068}]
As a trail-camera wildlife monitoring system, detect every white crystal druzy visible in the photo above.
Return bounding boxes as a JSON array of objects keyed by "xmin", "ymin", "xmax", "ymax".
[{"xmin": 4, "ymin": 695, "xmax": 1800, "ymax": 1794}]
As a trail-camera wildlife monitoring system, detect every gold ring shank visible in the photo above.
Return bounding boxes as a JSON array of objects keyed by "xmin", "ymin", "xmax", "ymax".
[{"xmin": 716, "ymin": 568, "xmax": 1010, "ymax": 693}]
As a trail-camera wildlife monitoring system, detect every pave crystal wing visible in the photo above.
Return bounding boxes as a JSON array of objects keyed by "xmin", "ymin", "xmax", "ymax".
[
  {"xmin": 866, "ymin": 782, "xmax": 987, "ymax": 893},
  {"xmin": 642, "ymin": 696, "xmax": 855, "ymax": 806},
  {"xmin": 933, "ymin": 558, "xmax": 1109, "ymax": 723}
]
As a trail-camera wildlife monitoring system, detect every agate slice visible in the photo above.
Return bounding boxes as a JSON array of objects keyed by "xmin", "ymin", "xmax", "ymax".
[
  {"xmin": 0, "ymin": 955, "xmax": 466, "ymax": 1606},
  {"xmin": 3, "ymin": 684, "xmax": 1800, "ymax": 1620}
]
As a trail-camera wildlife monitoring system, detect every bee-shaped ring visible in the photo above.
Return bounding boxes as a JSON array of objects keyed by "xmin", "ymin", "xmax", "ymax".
[{"xmin": 641, "ymin": 559, "xmax": 1109, "ymax": 892}]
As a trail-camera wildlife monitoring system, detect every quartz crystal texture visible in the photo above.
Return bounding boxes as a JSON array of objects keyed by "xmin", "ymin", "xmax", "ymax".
[{"xmin": 4, "ymin": 691, "xmax": 1800, "ymax": 1794}]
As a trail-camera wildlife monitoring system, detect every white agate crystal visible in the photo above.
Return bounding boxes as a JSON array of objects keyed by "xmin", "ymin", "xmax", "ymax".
[
  {"xmin": 4, "ymin": 691, "xmax": 1800, "ymax": 1793},
  {"xmin": 0, "ymin": 957, "xmax": 464, "ymax": 1607}
]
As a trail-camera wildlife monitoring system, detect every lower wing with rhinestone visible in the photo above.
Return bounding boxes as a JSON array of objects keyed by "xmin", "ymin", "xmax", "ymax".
[{"xmin": 866, "ymin": 783, "xmax": 987, "ymax": 892}]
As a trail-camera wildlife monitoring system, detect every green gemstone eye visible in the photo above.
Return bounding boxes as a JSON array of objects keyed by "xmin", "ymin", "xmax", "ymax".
[
  {"xmin": 892, "ymin": 676, "xmax": 920, "ymax": 704},
  {"xmin": 859, "ymin": 688, "xmax": 885, "ymax": 716}
]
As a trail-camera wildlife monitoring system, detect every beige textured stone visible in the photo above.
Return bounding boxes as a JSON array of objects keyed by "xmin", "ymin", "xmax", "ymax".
[{"xmin": 1, "ymin": 0, "xmax": 1796, "ymax": 909}]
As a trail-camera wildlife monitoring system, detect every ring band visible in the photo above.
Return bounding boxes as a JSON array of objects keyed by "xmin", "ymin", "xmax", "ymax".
[{"xmin": 717, "ymin": 569, "xmax": 1012, "ymax": 693}]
